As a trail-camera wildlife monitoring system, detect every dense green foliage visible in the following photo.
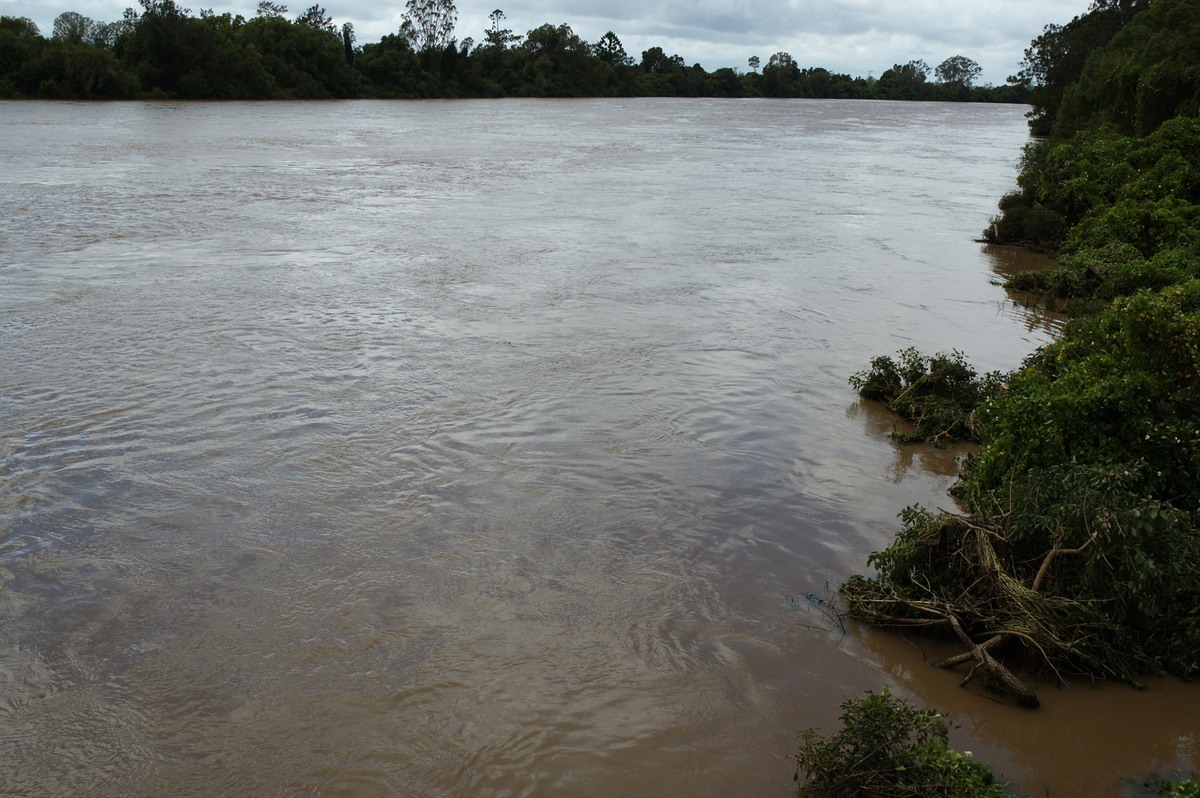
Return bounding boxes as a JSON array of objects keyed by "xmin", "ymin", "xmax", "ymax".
[
  {"xmin": 1054, "ymin": 0, "xmax": 1200, "ymax": 137},
  {"xmin": 844, "ymin": 297, "xmax": 1200, "ymax": 681},
  {"xmin": 846, "ymin": 0, "xmax": 1200, "ymax": 691},
  {"xmin": 987, "ymin": 0, "xmax": 1200, "ymax": 303},
  {"xmin": 847, "ymin": 273, "xmax": 1200, "ymax": 681},
  {"xmin": 991, "ymin": 117, "xmax": 1200, "ymax": 299},
  {"xmin": 0, "ymin": 4, "xmax": 1025, "ymax": 101},
  {"xmin": 963, "ymin": 283, "xmax": 1200, "ymax": 512},
  {"xmin": 849, "ymin": 348, "xmax": 1003, "ymax": 443},
  {"xmin": 1014, "ymin": 0, "xmax": 1149, "ymax": 136},
  {"xmin": 794, "ymin": 689, "xmax": 1008, "ymax": 797}
]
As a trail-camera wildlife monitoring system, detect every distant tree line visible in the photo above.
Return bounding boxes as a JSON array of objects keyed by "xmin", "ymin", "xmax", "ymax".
[{"xmin": 0, "ymin": 0, "xmax": 1028, "ymax": 102}]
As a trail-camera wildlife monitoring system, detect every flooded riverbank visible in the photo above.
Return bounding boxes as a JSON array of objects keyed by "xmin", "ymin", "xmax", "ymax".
[{"xmin": 2, "ymin": 98, "xmax": 1193, "ymax": 796}]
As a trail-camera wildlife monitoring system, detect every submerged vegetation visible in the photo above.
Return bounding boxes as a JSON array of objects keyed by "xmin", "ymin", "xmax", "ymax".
[
  {"xmin": 844, "ymin": 0, "xmax": 1200, "ymax": 709},
  {"xmin": 0, "ymin": 1, "xmax": 1024, "ymax": 101},
  {"xmin": 794, "ymin": 690, "xmax": 1008, "ymax": 797},
  {"xmin": 849, "ymin": 348, "xmax": 1003, "ymax": 444},
  {"xmin": 794, "ymin": 689, "xmax": 1200, "ymax": 797},
  {"xmin": 1150, "ymin": 777, "xmax": 1200, "ymax": 798}
]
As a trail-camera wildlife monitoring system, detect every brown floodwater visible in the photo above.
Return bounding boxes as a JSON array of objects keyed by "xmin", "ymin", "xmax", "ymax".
[{"xmin": 1, "ymin": 99, "xmax": 1194, "ymax": 796}]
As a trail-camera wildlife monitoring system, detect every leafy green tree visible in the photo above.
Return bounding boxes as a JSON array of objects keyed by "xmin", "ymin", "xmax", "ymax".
[
  {"xmin": 1053, "ymin": 0, "xmax": 1200, "ymax": 136},
  {"xmin": 747, "ymin": 54, "xmax": 759, "ymax": 73},
  {"xmin": 593, "ymin": 30, "xmax": 629, "ymax": 66},
  {"xmin": 341, "ymin": 21, "xmax": 354, "ymax": 65},
  {"xmin": 0, "ymin": 14, "xmax": 38, "ymax": 37},
  {"xmin": 823, "ymin": 69, "xmax": 872, "ymax": 98},
  {"xmin": 635, "ymin": 46, "xmax": 689, "ymax": 95},
  {"xmin": 355, "ymin": 32, "xmax": 429, "ymax": 96},
  {"xmin": 0, "ymin": 16, "xmax": 41, "ymax": 96},
  {"xmin": 483, "ymin": 8, "xmax": 519, "ymax": 48},
  {"xmin": 240, "ymin": 10, "xmax": 357, "ymax": 97},
  {"xmin": 295, "ymin": 4, "xmax": 334, "ymax": 33},
  {"xmin": 1016, "ymin": 0, "xmax": 1148, "ymax": 134},
  {"xmin": 52, "ymin": 11, "xmax": 95, "ymax": 43},
  {"xmin": 709, "ymin": 67, "xmax": 744, "ymax": 97},
  {"xmin": 875, "ymin": 59, "xmax": 930, "ymax": 99},
  {"xmin": 518, "ymin": 23, "xmax": 602, "ymax": 96},
  {"xmin": 762, "ymin": 51, "xmax": 799, "ymax": 96},
  {"xmin": 467, "ymin": 9, "xmax": 521, "ymax": 94},
  {"xmin": 5, "ymin": 13, "xmax": 137, "ymax": 99},
  {"xmin": 88, "ymin": 21, "xmax": 123, "ymax": 47},
  {"xmin": 935, "ymin": 54, "xmax": 981, "ymax": 98},
  {"xmin": 639, "ymin": 46, "xmax": 682, "ymax": 74},
  {"xmin": 117, "ymin": 0, "xmax": 211, "ymax": 95}
]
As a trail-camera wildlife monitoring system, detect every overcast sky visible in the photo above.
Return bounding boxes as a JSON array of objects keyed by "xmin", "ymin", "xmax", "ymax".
[{"xmin": 4, "ymin": 0, "xmax": 1092, "ymax": 85}]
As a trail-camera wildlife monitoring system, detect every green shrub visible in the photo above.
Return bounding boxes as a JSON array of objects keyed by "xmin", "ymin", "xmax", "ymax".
[
  {"xmin": 964, "ymin": 280, "xmax": 1200, "ymax": 511},
  {"xmin": 794, "ymin": 689, "xmax": 1010, "ymax": 797},
  {"xmin": 1002, "ymin": 265, "xmax": 1087, "ymax": 298},
  {"xmin": 987, "ymin": 117, "xmax": 1200, "ymax": 278},
  {"xmin": 1002, "ymin": 242, "xmax": 1200, "ymax": 302},
  {"xmin": 848, "ymin": 349, "xmax": 1004, "ymax": 444}
]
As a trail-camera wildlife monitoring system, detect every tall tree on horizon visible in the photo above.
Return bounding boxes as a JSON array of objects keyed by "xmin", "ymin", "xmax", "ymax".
[
  {"xmin": 401, "ymin": 0, "xmax": 456, "ymax": 52},
  {"xmin": 483, "ymin": 8, "xmax": 519, "ymax": 48},
  {"xmin": 934, "ymin": 54, "xmax": 981, "ymax": 88},
  {"xmin": 593, "ymin": 30, "xmax": 629, "ymax": 65}
]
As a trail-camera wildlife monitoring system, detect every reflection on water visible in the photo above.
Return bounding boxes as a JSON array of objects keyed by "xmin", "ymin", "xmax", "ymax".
[
  {"xmin": 983, "ymin": 242, "xmax": 1062, "ymax": 279},
  {"xmin": 846, "ymin": 398, "xmax": 973, "ymax": 488},
  {"xmin": 981, "ymin": 242, "xmax": 1071, "ymax": 338},
  {"xmin": 1, "ymin": 99, "xmax": 1195, "ymax": 796}
]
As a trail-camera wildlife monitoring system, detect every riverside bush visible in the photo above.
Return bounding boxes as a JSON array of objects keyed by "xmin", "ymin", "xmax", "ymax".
[
  {"xmin": 1156, "ymin": 778, "xmax": 1200, "ymax": 798},
  {"xmin": 845, "ymin": 0, "xmax": 1200, "ymax": 715},
  {"xmin": 848, "ymin": 348, "xmax": 1004, "ymax": 444},
  {"xmin": 986, "ymin": 117, "xmax": 1200, "ymax": 299},
  {"xmin": 962, "ymin": 280, "xmax": 1200, "ymax": 511},
  {"xmin": 972, "ymin": 285, "xmax": 1200, "ymax": 679},
  {"xmin": 793, "ymin": 689, "xmax": 1008, "ymax": 797},
  {"xmin": 846, "ymin": 284, "xmax": 1200, "ymax": 681}
]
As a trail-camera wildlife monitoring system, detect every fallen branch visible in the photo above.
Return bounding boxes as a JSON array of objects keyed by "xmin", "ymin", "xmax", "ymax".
[
  {"xmin": 943, "ymin": 611, "xmax": 1040, "ymax": 709},
  {"xmin": 933, "ymin": 634, "xmax": 1006, "ymax": 668}
]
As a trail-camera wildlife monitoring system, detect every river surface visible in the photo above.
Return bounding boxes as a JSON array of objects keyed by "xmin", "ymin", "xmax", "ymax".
[{"xmin": 1, "ymin": 99, "xmax": 1195, "ymax": 796}]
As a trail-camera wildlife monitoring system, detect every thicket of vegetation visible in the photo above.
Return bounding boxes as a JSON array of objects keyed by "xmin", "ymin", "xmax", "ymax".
[
  {"xmin": 0, "ymin": 0, "xmax": 1026, "ymax": 101},
  {"xmin": 823, "ymin": 4, "xmax": 1199, "ymax": 792},
  {"xmin": 794, "ymin": 689, "xmax": 1199, "ymax": 797},
  {"xmin": 848, "ymin": 348, "xmax": 1003, "ymax": 444},
  {"xmin": 984, "ymin": 0, "xmax": 1200, "ymax": 304},
  {"xmin": 1013, "ymin": 0, "xmax": 1149, "ymax": 137},
  {"xmin": 844, "ymin": 0, "xmax": 1200, "ymax": 707},
  {"xmin": 793, "ymin": 690, "xmax": 1008, "ymax": 797}
]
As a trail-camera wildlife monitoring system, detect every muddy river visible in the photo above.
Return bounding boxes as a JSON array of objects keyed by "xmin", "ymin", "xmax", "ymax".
[{"xmin": 1, "ymin": 98, "xmax": 1194, "ymax": 796}]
